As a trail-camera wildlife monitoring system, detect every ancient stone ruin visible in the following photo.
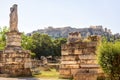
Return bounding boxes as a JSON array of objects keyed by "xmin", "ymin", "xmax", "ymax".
[
  {"xmin": 0, "ymin": 4, "xmax": 32, "ymax": 77},
  {"xmin": 59, "ymin": 32, "xmax": 103, "ymax": 80}
]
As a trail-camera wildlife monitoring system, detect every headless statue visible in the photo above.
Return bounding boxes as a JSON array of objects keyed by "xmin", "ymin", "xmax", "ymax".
[{"xmin": 9, "ymin": 4, "xmax": 18, "ymax": 32}]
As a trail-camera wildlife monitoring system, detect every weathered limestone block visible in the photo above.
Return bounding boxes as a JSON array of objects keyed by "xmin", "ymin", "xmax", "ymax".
[
  {"xmin": 60, "ymin": 64, "xmax": 80, "ymax": 69},
  {"xmin": 82, "ymin": 48, "xmax": 96, "ymax": 54},
  {"xmin": 87, "ymin": 35, "xmax": 100, "ymax": 41},
  {"xmin": 61, "ymin": 61, "xmax": 78, "ymax": 64},
  {"xmin": 67, "ymin": 32, "xmax": 81, "ymax": 43},
  {"xmin": 79, "ymin": 42, "xmax": 87, "ymax": 49},
  {"xmin": 71, "ymin": 69, "xmax": 80, "ymax": 76},
  {"xmin": 80, "ymin": 64, "xmax": 100, "ymax": 68},
  {"xmin": 7, "ymin": 42, "xmax": 21, "ymax": 47},
  {"xmin": 61, "ymin": 50, "xmax": 69, "ymax": 55},
  {"xmin": 79, "ymin": 59, "xmax": 97, "ymax": 64},
  {"xmin": 6, "ymin": 32, "xmax": 22, "ymax": 47},
  {"xmin": 61, "ymin": 55, "xmax": 79, "ymax": 61},
  {"xmin": 79, "ymin": 55, "xmax": 96, "ymax": 59},
  {"xmin": 82, "ymin": 49, "xmax": 89, "ymax": 54},
  {"xmin": 4, "ymin": 49, "xmax": 14, "ymax": 53},
  {"xmin": 87, "ymin": 42, "xmax": 97, "ymax": 48},
  {"xmin": 74, "ymin": 49, "xmax": 82, "ymax": 54},
  {"xmin": 74, "ymin": 73, "xmax": 98, "ymax": 80},
  {"xmin": 87, "ymin": 47, "xmax": 96, "ymax": 54},
  {"xmin": 68, "ymin": 49, "xmax": 75, "ymax": 54}
]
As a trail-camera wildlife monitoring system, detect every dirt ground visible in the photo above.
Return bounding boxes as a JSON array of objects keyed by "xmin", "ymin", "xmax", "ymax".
[{"xmin": 0, "ymin": 77, "xmax": 69, "ymax": 80}]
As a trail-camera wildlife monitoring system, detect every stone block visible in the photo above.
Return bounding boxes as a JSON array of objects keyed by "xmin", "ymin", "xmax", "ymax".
[
  {"xmin": 61, "ymin": 51, "xmax": 68, "ymax": 55},
  {"xmin": 87, "ymin": 42, "xmax": 97, "ymax": 48},
  {"xmin": 61, "ymin": 61, "xmax": 78, "ymax": 64},
  {"xmin": 87, "ymin": 47, "xmax": 96, "ymax": 54},
  {"xmin": 82, "ymin": 49, "xmax": 89, "ymax": 54},
  {"xmin": 79, "ymin": 59, "xmax": 97, "ymax": 64},
  {"xmin": 61, "ymin": 55, "xmax": 78, "ymax": 61},
  {"xmin": 60, "ymin": 64, "xmax": 80, "ymax": 69},
  {"xmin": 4, "ymin": 49, "xmax": 14, "ymax": 53},
  {"xmin": 80, "ymin": 64, "xmax": 100, "ymax": 68},
  {"xmin": 82, "ymin": 48, "xmax": 96, "ymax": 55},
  {"xmin": 74, "ymin": 49, "xmax": 82, "ymax": 54},
  {"xmin": 74, "ymin": 73, "xmax": 98, "ymax": 80},
  {"xmin": 78, "ymin": 42, "xmax": 87, "ymax": 48},
  {"xmin": 67, "ymin": 48, "xmax": 75, "ymax": 54},
  {"xmin": 71, "ymin": 69, "xmax": 80, "ymax": 76},
  {"xmin": 79, "ymin": 55, "xmax": 96, "ymax": 59},
  {"xmin": 59, "ymin": 68, "xmax": 71, "ymax": 75}
]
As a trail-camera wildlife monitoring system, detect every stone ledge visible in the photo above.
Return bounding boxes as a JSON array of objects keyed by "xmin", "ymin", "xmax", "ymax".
[
  {"xmin": 80, "ymin": 64, "xmax": 100, "ymax": 68},
  {"xmin": 61, "ymin": 61, "xmax": 78, "ymax": 64}
]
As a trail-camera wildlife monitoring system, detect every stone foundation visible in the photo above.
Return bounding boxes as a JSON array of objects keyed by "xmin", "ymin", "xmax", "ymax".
[
  {"xmin": 59, "ymin": 32, "xmax": 102, "ymax": 79},
  {"xmin": 0, "ymin": 29, "xmax": 32, "ymax": 77}
]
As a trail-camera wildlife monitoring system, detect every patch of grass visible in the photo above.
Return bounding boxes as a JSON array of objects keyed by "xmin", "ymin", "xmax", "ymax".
[{"xmin": 33, "ymin": 69, "xmax": 59, "ymax": 78}]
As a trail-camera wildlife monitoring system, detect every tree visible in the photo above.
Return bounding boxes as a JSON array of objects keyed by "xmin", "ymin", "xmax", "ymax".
[
  {"xmin": 21, "ymin": 33, "xmax": 36, "ymax": 58},
  {"xmin": 31, "ymin": 33, "xmax": 54, "ymax": 59},
  {"xmin": 21, "ymin": 33, "xmax": 34, "ymax": 50},
  {"xmin": 29, "ymin": 33, "xmax": 67, "ymax": 59},
  {"xmin": 0, "ymin": 26, "xmax": 8, "ymax": 50},
  {"xmin": 52, "ymin": 38, "xmax": 67, "ymax": 56},
  {"xmin": 97, "ymin": 41, "xmax": 120, "ymax": 80}
]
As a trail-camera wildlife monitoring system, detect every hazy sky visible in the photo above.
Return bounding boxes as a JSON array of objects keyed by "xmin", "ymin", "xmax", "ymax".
[{"xmin": 0, "ymin": 0, "xmax": 120, "ymax": 33}]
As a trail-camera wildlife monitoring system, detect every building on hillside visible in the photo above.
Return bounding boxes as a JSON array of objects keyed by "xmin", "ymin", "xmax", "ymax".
[{"xmin": 27, "ymin": 25, "xmax": 114, "ymax": 39}]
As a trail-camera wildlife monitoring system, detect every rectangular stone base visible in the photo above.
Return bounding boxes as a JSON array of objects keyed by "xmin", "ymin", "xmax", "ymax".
[{"xmin": 0, "ymin": 48, "xmax": 32, "ymax": 77}]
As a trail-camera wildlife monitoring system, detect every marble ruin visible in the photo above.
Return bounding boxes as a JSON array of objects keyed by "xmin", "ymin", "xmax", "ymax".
[
  {"xmin": 0, "ymin": 4, "xmax": 32, "ymax": 77},
  {"xmin": 59, "ymin": 32, "xmax": 103, "ymax": 80}
]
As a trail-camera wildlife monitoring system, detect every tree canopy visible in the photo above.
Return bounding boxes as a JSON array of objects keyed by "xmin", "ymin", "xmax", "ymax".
[{"xmin": 22, "ymin": 32, "xmax": 67, "ymax": 59}]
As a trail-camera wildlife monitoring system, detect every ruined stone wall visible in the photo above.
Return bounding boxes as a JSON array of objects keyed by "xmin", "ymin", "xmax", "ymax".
[
  {"xmin": 0, "ymin": 49, "xmax": 32, "ymax": 76},
  {"xmin": 59, "ymin": 33, "xmax": 102, "ymax": 79}
]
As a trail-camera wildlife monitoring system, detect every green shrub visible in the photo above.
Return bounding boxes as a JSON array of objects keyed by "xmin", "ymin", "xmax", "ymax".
[{"xmin": 97, "ymin": 41, "xmax": 120, "ymax": 80}]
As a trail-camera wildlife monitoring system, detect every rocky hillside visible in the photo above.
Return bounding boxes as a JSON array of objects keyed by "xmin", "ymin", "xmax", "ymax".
[{"xmin": 27, "ymin": 25, "xmax": 120, "ymax": 39}]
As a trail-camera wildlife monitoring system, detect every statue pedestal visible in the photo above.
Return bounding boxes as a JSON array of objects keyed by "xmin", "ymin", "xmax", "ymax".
[
  {"xmin": 6, "ymin": 31, "xmax": 22, "ymax": 47},
  {"xmin": 0, "ymin": 4, "xmax": 32, "ymax": 77},
  {"xmin": 2, "ymin": 50, "xmax": 32, "ymax": 77}
]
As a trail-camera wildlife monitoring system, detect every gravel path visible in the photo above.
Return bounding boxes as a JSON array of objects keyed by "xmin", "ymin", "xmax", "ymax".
[{"xmin": 0, "ymin": 77, "xmax": 69, "ymax": 80}]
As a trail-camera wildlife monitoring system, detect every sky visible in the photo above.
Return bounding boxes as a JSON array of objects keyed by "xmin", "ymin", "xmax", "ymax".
[{"xmin": 0, "ymin": 0, "xmax": 120, "ymax": 34}]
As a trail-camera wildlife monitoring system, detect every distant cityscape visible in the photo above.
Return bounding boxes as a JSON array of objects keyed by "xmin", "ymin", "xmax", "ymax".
[{"xmin": 27, "ymin": 25, "xmax": 120, "ymax": 39}]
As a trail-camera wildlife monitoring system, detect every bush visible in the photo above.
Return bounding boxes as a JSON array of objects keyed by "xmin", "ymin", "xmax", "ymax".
[{"xmin": 97, "ymin": 41, "xmax": 120, "ymax": 80}]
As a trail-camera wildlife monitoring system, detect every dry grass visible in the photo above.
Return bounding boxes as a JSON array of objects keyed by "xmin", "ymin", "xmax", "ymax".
[{"xmin": 33, "ymin": 69, "xmax": 59, "ymax": 78}]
